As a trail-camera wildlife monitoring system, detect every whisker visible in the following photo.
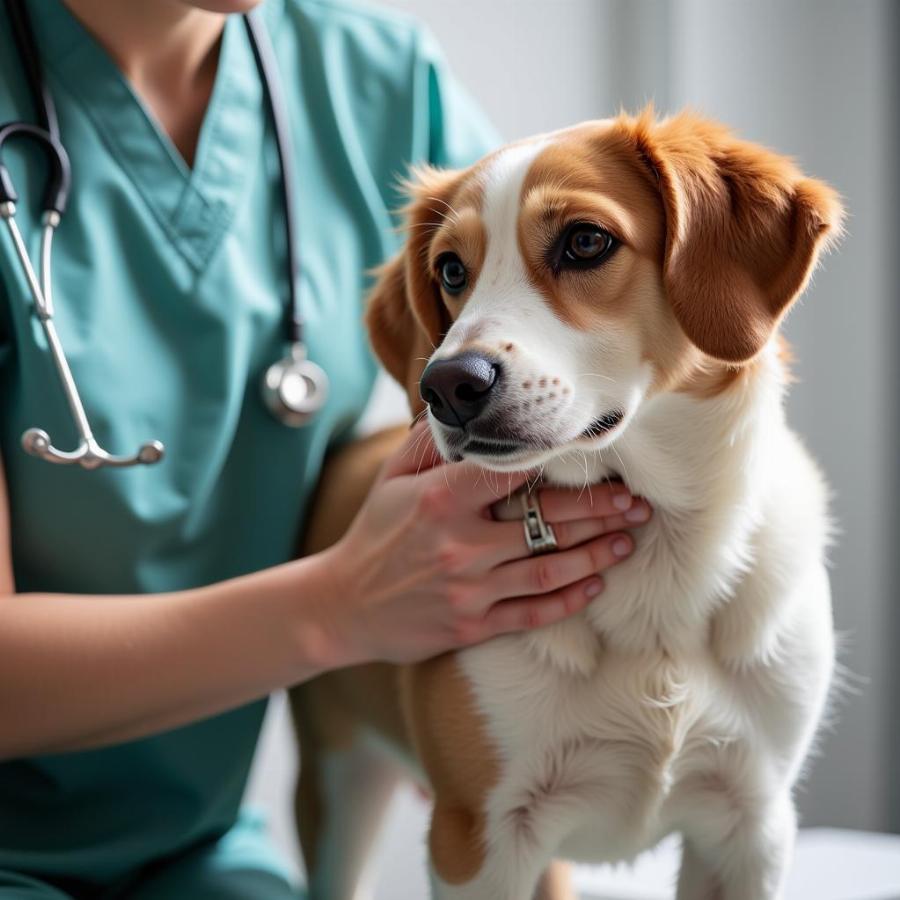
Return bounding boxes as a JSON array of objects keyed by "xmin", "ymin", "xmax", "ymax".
[
  {"xmin": 412, "ymin": 431, "xmax": 431, "ymax": 475},
  {"xmin": 575, "ymin": 372, "xmax": 616, "ymax": 383},
  {"xmin": 411, "ymin": 440, "xmax": 429, "ymax": 475},
  {"xmin": 426, "ymin": 195, "xmax": 462, "ymax": 222},
  {"xmin": 576, "ymin": 450, "xmax": 594, "ymax": 505},
  {"xmin": 610, "ymin": 442, "xmax": 631, "ymax": 486},
  {"xmin": 426, "ymin": 206, "xmax": 458, "ymax": 225}
]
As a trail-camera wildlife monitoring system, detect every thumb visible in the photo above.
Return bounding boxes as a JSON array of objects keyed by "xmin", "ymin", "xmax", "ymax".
[
  {"xmin": 424, "ymin": 458, "xmax": 531, "ymax": 510},
  {"xmin": 380, "ymin": 418, "xmax": 443, "ymax": 480}
]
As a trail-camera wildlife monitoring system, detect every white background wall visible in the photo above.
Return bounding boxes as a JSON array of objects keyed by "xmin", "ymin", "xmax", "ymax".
[{"xmin": 247, "ymin": 0, "xmax": 898, "ymax": 893}]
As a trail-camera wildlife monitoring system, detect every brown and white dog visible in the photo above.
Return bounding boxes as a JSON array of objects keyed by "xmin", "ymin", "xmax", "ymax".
[{"xmin": 292, "ymin": 109, "xmax": 843, "ymax": 900}]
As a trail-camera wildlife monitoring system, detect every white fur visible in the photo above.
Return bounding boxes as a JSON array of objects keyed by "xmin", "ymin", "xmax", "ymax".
[{"xmin": 425, "ymin": 141, "xmax": 835, "ymax": 900}]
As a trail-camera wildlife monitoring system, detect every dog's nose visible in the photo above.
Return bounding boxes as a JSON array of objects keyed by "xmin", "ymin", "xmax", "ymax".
[{"xmin": 420, "ymin": 352, "xmax": 500, "ymax": 428}]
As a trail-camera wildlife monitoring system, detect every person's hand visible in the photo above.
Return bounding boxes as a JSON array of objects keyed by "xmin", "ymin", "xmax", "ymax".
[{"xmin": 317, "ymin": 422, "xmax": 652, "ymax": 666}]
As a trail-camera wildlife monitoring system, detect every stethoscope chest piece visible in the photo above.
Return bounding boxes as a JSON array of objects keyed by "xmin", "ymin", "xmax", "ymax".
[{"xmin": 261, "ymin": 342, "xmax": 329, "ymax": 428}]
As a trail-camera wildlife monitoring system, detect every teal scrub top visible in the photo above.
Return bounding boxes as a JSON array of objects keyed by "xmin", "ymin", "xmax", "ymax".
[{"xmin": 0, "ymin": 0, "xmax": 497, "ymax": 885}]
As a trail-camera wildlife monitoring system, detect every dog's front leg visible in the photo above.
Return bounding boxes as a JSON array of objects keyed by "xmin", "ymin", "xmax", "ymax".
[
  {"xmin": 679, "ymin": 791, "xmax": 796, "ymax": 900},
  {"xmin": 676, "ymin": 840, "xmax": 723, "ymax": 900},
  {"xmin": 427, "ymin": 804, "xmax": 553, "ymax": 900}
]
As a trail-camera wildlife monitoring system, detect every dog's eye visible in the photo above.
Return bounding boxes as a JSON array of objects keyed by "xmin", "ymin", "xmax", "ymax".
[
  {"xmin": 561, "ymin": 223, "xmax": 618, "ymax": 268},
  {"xmin": 437, "ymin": 253, "xmax": 468, "ymax": 295}
]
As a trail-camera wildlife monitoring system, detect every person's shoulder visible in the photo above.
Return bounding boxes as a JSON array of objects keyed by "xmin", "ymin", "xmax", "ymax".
[{"xmin": 281, "ymin": 0, "xmax": 429, "ymax": 64}]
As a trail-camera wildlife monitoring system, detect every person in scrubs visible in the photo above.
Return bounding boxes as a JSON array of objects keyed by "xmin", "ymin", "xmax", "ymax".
[{"xmin": 0, "ymin": 0, "xmax": 651, "ymax": 896}]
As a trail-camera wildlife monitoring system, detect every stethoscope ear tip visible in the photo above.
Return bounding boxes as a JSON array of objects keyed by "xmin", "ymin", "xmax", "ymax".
[{"xmin": 21, "ymin": 427, "xmax": 50, "ymax": 456}]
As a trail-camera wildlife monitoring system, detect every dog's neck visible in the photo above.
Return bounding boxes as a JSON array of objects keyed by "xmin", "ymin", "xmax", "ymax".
[{"xmin": 534, "ymin": 342, "xmax": 788, "ymax": 666}]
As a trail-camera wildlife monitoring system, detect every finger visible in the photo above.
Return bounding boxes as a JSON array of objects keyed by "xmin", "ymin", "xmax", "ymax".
[
  {"xmin": 381, "ymin": 419, "xmax": 442, "ymax": 480},
  {"xmin": 481, "ymin": 575, "xmax": 605, "ymax": 637},
  {"xmin": 484, "ymin": 531, "xmax": 633, "ymax": 602},
  {"xmin": 473, "ymin": 511, "xmax": 649, "ymax": 567},
  {"xmin": 420, "ymin": 459, "xmax": 532, "ymax": 510},
  {"xmin": 491, "ymin": 483, "xmax": 649, "ymax": 525}
]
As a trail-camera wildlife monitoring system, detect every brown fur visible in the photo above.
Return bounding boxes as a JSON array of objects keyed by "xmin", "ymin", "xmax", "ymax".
[
  {"xmin": 615, "ymin": 108, "xmax": 843, "ymax": 364},
  {"xmin": 517, "ymin": 128, "xmax": 666, "ymax": 330},
  {"xmin": 401, "ymin": 652, "xmax": 501, "ymax": 885}
]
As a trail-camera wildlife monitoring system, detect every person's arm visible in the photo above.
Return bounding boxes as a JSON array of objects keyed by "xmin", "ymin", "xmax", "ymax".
[
  {"xmin": 0, "ymin": 470, "xmax": 339, "ymax": 758},
  {"xmin": 0, "ymin": 424, "xmax": 649, "ymax": 760}
]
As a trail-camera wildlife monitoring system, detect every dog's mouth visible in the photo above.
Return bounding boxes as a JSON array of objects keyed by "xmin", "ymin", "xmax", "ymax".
[
  {"xmin": 579, "ymin": 409, "xmax": 625, "ymax": 439},
  {"xmin": 463, "ymin": 437, "xmax": 528, "ymax": 457},
  {"xmin": 440, "ymin": 408, "xmax": 627, "ymax": 465},
  {"xmin": 441, "ymin": 430, "xmax": 545, "ymax": 465}
]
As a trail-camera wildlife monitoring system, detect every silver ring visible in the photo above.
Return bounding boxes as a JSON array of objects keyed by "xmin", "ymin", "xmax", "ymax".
[{"xmin": 520, "ymin": 491, "xmax": 559, "ymax": 555}]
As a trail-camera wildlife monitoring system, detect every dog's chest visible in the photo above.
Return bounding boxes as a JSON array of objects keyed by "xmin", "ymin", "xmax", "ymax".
[{"xmin": 459, "ymin": 635, "xmax": 752, "ymax": 863}]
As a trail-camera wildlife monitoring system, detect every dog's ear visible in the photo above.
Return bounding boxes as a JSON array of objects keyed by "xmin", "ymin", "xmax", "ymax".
[
  {"xmin": 621, "ymin": 109, "xmax": 844, "ymax": 363},
  {"xmin": 365, "ymin": 166, "xmax": 459, "ymax": 414},
  {"xmin": 366, "ymin": 253, "xmax": 433, "ymax": 416}
]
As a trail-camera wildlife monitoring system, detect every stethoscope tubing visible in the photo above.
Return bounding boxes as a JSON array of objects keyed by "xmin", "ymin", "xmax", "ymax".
[
  {"xmin": 244, "ymin": 10, "xmax": 304, "ymax": 347},
  {"xmin": 0, "ymin": 121, "xmax": 70, "ymax": 214}
]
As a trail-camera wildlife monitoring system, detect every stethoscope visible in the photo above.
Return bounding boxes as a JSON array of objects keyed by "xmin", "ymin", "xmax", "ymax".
[{"xmin": 0, "ymin": 0, "xmax": 329, "ymax": 470}]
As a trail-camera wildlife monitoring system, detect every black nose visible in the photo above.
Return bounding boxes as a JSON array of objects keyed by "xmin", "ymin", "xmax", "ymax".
[{"xmin": 420, "ymin": 352, "xmax": 500, "ymax": 428}]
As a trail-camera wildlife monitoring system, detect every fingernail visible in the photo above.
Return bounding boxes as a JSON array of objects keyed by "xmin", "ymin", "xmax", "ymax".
[
  {"xmin": 612, "ymin": 536, "xmax": 632, "ymax": 557},
  {"xmin": 612, "ymin": 491, "xmax": 633, "ymax": 511},
  {"xmin": 625, "ymin": 502, "xmax": 650, "ymax": 523},
  {"xmin": 585, "ymin": 578, "xmax": 605, "ymax": 598}
]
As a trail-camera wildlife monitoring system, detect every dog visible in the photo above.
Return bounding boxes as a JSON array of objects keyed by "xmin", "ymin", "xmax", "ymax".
[{"xmin": 291, "ymin": 108, "xmax": 843, "ymax": 900}]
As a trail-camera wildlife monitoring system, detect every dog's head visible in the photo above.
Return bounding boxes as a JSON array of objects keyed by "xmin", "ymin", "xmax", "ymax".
[{"xmin": 367, "ymin": 109, "xmax": 843, "ymax": 468}]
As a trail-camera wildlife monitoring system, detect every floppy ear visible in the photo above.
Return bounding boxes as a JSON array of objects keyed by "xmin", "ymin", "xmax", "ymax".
[
  {"xmin": 365, "ymin": 254, "xmax": 434, "ymax": 417},
  {"xmin": 622, "ymin": 110, "xmax": 844, "ymax": 363},
  {"xmin": 365, "ymin": 165, "xmax": 460, "ymax": 415}
]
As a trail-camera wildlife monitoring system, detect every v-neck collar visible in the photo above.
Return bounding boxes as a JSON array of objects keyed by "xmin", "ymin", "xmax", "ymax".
[{"xmin": 30, "ymin": 1, "xmax": 282, "ymax": 270}]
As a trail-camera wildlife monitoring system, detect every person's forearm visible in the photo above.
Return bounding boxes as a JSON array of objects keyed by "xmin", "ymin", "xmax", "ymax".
[{"xmin": 0, "ymin": 553, "xmax": 340, "ymax": 760}]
